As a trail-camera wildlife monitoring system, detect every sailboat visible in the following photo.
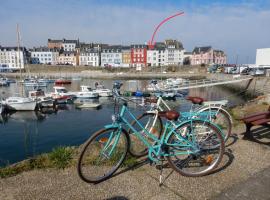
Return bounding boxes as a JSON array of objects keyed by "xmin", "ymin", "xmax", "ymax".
[{"xmin": 2, "ymin": 24, "xmax": 37, "ymax": 111}]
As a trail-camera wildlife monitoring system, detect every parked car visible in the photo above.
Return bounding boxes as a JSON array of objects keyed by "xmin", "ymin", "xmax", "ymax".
[{"xmin": 249, "ymin": 68, "xmax": 265, "ymax": 76}]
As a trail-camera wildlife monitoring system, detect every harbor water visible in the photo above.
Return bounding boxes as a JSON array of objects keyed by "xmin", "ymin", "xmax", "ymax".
[{"xmin": 0, "ymin": 79, "xmax": 247, "ymax": 166}]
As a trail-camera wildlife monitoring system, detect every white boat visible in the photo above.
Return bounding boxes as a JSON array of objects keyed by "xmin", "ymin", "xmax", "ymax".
[
  {"xmin": 23, "ymin": 78, "xmax": 47, "ymax": 87},
  {"xmin": 2, "ymin": 97, "xmax": 37, "ymax": 111},
  {"xmin": 73, "ymin": 86, "xmax": 99, "ymax": 99},
  {"xmin": 38, "ymin": 78, "xmax": 55, "ymax": 83},
  {"xmin": 48, "ymin": 86, "xmax": 75, "ymax": 103},
  {"xmin": 29, "ymin": 89, "xmax": 55, "ymax": 108},
  {"xmin": 94, "ymin": 85, "xmax": 112, "ymax": 97},
  {"xmin": 0, "ymin": 78, "xmax": 9, "ymax": 86}
]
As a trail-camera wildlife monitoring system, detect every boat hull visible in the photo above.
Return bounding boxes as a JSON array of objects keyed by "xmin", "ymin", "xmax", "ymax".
[{"xmin": 5, "ymin": 101, "xmax": 37, "ymax": 111}]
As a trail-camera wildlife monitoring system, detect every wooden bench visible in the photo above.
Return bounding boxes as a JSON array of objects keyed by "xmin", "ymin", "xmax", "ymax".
[{"xmin": 240, "ymin": 106, "xmax": 270, "ymax": 139}]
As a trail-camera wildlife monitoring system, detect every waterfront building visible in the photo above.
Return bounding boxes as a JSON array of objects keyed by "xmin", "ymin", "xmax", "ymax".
[
  {"xmin": 48, "ymin": 38, "xmax": 79, "ymax": 51},
  {"xmin": 147, "ymin": 43, "xmax": 166, "ymax": 67},
  {"xmin": 101, "ymin": 46, "xmax": 122, "ymax": 67},
  {"xmin": 47, "ymin": 39, "xmax": 62, "ymax": 49},
  {"xmin": 256, "ymin": 48, "xmax": 270, "ymax": 67},
  {"xmin": 62, "ymin": 39, "xmax": 79, "ymax": 51},
  {"xmin": 131, "ymin": 44, "xmax": 147, "ymax": 67},
  {"xmin": 79, "ymin": 49, "xmax": 100, "ymax": 66},
  {"xmin": 164, "ymin": 39, "xmax": 185, "ymax": 66},
  {"xmin": 191, "ymin": 46, "xmax": 227, "ymax": 65},
  {"xmin": 57, "ymin": 51, "xmax": 76, "ymax": 66},
  {"xmin": 0, "ymin": 46, "xmax": 28, "ymax": 70},
  {"xmin": 122, "ymin": 46, "xmax": 131, "ymax": 67},
  {"xmin": 30, "ymin": 47, "xmax": 59, "ymax": 65}
]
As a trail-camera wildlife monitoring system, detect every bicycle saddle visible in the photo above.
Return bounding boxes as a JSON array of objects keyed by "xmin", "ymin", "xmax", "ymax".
[
  {"xmin": 145, "ymin": 97, "xmax": 158, "ymax": 104},
  {"xmin": 158, "ymin": 111, "xmax": 180, "ymax": 121},
  {"xmin": 186, "ymin": 96, "xmax": 204, "ymax": 105}
]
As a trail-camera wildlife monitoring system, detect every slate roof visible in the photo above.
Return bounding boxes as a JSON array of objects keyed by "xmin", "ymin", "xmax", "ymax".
[{"xmin": 192, "ymin": 46, "xmax": 212, "ymax": 54}]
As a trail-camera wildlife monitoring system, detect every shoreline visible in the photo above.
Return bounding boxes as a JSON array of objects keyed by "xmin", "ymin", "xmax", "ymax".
[{"xmin": 1, "ymin": 98, "xmax": 269, "ymax": 176}]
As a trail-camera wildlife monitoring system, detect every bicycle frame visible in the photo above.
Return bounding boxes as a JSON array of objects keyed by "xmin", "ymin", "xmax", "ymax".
[{"xmin": 105, "ymin": 103, "xmax": 201, "ymax": 162}]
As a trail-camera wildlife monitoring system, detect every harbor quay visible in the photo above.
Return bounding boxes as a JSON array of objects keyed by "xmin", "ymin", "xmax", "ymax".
[{"xmin": 0, "ymin": 72, "xmax": 270, "ymax": 199}]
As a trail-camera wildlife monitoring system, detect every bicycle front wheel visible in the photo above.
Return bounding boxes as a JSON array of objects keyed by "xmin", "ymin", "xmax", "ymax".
[
  {"xmin": 166, "ymin": 120, "xmax": 225, "ymax": 177},
  {"xmin": 77, "ymin": 127, "xmax": 129, "ymax": 183}
]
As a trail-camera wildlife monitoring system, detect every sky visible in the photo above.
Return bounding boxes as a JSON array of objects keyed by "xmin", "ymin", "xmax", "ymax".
[{"xmin": 0, "ymin": 0, "xmax": 270, "ymax": 63}]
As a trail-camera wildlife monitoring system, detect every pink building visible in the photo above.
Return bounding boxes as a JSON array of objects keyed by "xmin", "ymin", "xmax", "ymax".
[{"xmin": 191, "ymin": 46, "xmax": 227, "ymax": 65}]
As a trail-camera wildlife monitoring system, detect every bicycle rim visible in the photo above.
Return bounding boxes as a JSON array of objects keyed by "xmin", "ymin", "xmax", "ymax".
[
  {"xmin": 198, "ymin": 107, "xmax": 232, "ymax": 142},
  {"xmin": 77, "ymin": 128, "xmax": 128, "ymax": 183},
  {"xmin": 166, "ymin": 120, "xmax": 225, "ymax": 177}
]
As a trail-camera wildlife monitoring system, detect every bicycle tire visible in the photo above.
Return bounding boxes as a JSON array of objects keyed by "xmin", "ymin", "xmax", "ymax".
[
  {"xmin": 77, "ymin": 127, "xmax": 129, "ymax": 183},
  {"xmin": 166, "ymin": 120, "xmax": 225, "ymax": 177},
  {"xmin": 197, "ymin": 107, "xmax": 232, "ymax": 142}
]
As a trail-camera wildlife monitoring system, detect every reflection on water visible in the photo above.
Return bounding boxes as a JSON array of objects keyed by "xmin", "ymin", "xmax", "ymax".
[{"xmin": 0, "ymin": 78, "xmax": 248, "ymax": 166}]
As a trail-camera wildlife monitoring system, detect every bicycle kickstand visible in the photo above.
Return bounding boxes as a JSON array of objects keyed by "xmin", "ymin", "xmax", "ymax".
[{"xmin": 159, "ymin": 160, "xmax": 164, "ymax": 187}]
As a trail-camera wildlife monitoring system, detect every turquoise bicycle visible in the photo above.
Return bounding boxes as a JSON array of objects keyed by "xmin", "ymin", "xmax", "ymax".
[{"xmin": 77, "ymin": 84, "xmax": 225, "ymax": 184}]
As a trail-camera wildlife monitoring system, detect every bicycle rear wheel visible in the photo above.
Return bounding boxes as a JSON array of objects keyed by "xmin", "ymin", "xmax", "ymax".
[
  {"xmin": 197, "ymin": 107, "xmax": 232, "ymax": 142},
  {"xmin": 77, "ymin": 127, "xmax": 129, "ymax": 183},
  {"xmin": 166, "ymin": 120, "xmax": 225, "ymax": 177},
  {"xmin": 128, "ymin": 113, "xmax": 163, "ymax": 157}
]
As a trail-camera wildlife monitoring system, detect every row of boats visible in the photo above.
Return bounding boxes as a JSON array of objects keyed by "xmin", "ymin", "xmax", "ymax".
[
  {"xmin": 0, "ymin": 77, "xmax": 190, "ymax": 113},
  {"xmin": 0, "ymin": 83, "xmax": 113, "ymax": 113}
]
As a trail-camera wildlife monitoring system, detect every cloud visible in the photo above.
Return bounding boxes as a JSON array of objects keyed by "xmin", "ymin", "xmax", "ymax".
[{"xmin": 0, "ymin": 1, "xmax": 269, "ymax": 63}]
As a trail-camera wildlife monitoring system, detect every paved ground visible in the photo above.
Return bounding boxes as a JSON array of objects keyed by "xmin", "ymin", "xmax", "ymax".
[
  {"xmin": 214, "ymin": 167, "xmax": 270, "ymax": 200},
  {"xmin": 0, "ymin": 127, "xmax": 270, "ymax": 200}
]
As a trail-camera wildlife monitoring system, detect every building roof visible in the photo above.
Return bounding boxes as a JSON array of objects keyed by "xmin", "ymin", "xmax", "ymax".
[
  {"xmin": 80, "ymin": 49, "xmax": 99, "ymax": 54},
  {"xmin": 0, "ymin": 46, "xmax": 27, "ymax": 51},
  {"xmin": 214, "ymin": 50, "xmax": 225, "ymax": 55},
  {"xmin": 131, "ymin": 44, "xmax": 147, "ymax": 49},
  {"xmin": 102, "ymin": 45, "xmax": 122, "ymax": 52},
  {"xmin": 48, "ymin": 38, "xmax": 79, "ymax": 44},
  {"xmin": 164, "ymin": 39, "xmax": 183, "ymax": 49},
  {"xmin": 30, "ymin": 46, "xmax": 59, "ymax": 52},
  {"xmin": 59, "ymin": 51, "xmax": 76, "ymax": 55},
  {"xmin": 192, "ymin": 46, "xmax": 212, "ymax": 54}
]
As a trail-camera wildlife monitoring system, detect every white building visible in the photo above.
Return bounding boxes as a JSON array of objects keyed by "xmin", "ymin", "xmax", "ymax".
[
  {"xmin": 79, "ymin": 49, "xmax": 100, "ymax": 66},
  {"xmin": 62, "ymin": 39, "xmax": 79, "ymax": 51},
  {"xmin": 0, "ymin": 46, "xmax": 27, "ymax": 70},
  {"xmin": 147, "ymin": 48, "xmax": 166, "ymax": 67},
  {"xmin": 164, "ymin": 40, "xmax": 185, "ymax": 66},
  {"xmin": 101, "ymin": 47, "xmax": 122, "ymax": 67},
  {"xmin": 256, "ymin": 48, "xmax": 270, "ymax": 67},
  {"xmin": 30, "ymin": 47, "xmax": 59, "ymax": 65}
]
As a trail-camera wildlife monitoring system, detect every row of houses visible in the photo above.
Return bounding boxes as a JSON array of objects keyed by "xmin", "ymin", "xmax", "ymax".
[{"xmin": 0, "ymin": 38, "xmax": 227, "ymax": 70}]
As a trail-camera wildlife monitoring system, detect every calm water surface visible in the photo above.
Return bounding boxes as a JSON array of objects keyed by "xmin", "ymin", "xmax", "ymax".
[{"xmin": 0, "ymin": 78, "xmax": 246, "ymax": 166}]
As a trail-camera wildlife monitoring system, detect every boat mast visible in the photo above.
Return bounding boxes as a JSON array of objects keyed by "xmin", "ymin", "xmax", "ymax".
[{"xmin": 16, "ymin": 23, "xmax": 22, "ymax": 81}]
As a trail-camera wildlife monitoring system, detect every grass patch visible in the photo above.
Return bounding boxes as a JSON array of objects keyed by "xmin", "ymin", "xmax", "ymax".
[
  {"xmin": 49, "ymin": 147, "xmax": 74, "ymax": 169},
  {"xmin": 0, "ymin": 146, "xmax": 76, "ymax": 178}
]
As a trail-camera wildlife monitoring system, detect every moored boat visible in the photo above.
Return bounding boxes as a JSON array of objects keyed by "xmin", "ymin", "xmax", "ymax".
[
  {"xmin": 55, "ymin": 78, "xmax": 72, "ymax": 85},
  {"xmin": 28, "ymin": 89, "xmax": 55, "ymax": 108},
  {"xmin": 73, "ymin": 86, "xmax": 99, "ymax": 99},
  {"xmin": 2, "ymin": 97, "xmax": 37, "ymax": 111},
  {"xmin": 94, "ymin": 84, "xmax": 113, "ymax": 97},
  {"xmin": 48, "ymin": 86, "xmax": 75, "ymax": 103},
  {"xmin": 0, "ymin": 78, "xmax": 10, "ymax": 86}
]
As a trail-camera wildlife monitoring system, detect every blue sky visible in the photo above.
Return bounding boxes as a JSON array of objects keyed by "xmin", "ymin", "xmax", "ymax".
[{"xmin": 0, "ymin": 0, "xmax": 270, "ymax": 63}]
